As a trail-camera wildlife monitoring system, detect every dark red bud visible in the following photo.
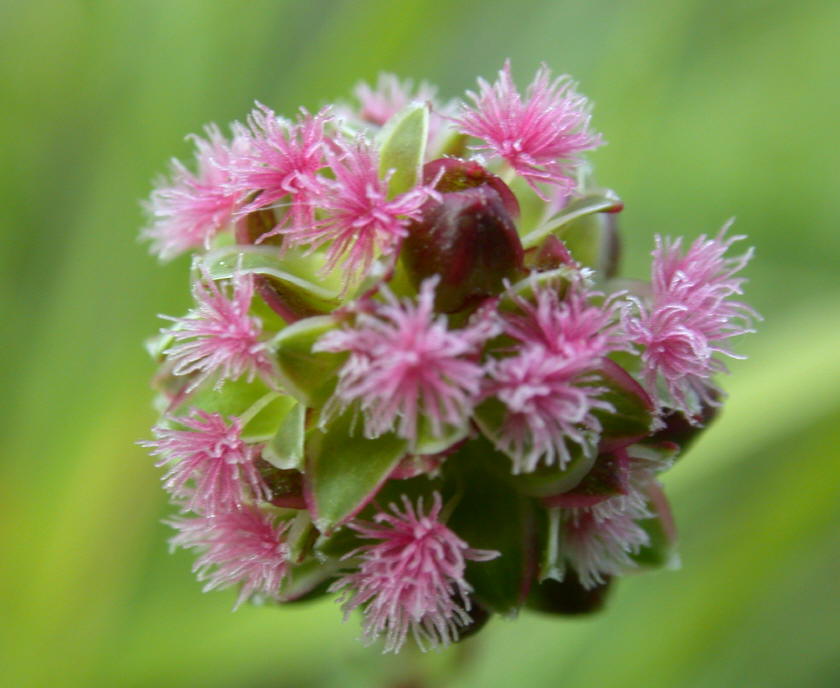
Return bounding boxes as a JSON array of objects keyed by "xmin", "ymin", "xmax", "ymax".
[
  {"xmin": 423, "ymin": 158, "xmax": 520, "ymax": 218},
  {"xmin": 256, "ymin": 458, "xmax": 307, "ymax": 509},
  {"xmin": 526, "ymin": 571, "xmax": 613, "ymax": 616},
  {"xmin": 403, "ymin": 159, "xmax": 525, "ymax": 313}
]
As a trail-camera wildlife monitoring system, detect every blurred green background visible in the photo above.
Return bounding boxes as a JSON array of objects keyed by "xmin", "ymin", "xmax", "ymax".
[{"xmin": 3, "ymin": 1, "xmax": 839, "ymax": 686}]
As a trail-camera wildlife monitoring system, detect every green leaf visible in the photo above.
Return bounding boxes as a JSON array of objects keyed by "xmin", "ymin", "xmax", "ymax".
[
  {"xmin": 520, "ymin": 189, "xmax": 622, "ymax": 248},
  {"xmin": 445, "ymin": 438, "xmax": 537, "ymax": 615},
  {"xmin": 263, "ymin": 401, "xmax": 307, "ymax": 470},
  {"xmin": 304, "ymin": 411, "xmax": 408, "ymax": 534},
  {"xmin": 377, "ymin": 102, "xmax": 429, "ymax": 197},
  {"xmin": 271, "ymin": 315, "xmax": 345, "ymax": 408},
  {"xmin": 202, "ymin": 245, "xmax": 343, "ymax": 317}
]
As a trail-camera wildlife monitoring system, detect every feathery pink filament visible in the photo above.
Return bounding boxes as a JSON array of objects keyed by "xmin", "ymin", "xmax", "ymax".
[
  {"xmin": 504, "ymin": 282, "xmax": 627, "ymax": 358},
  {"xmin": 455, "ymin": 60, "xmax": 603, "ymax": 199},
  {"xmin": 624, "ymin": 226, "xmax": 757, "ymax": 415},
  {"xmin": 330, "ymin": 493, "xmax": 498, "ymax": 652},
  {"xmin": 561, "ymin": 509, "xmax": 650, "ymax": 589},
  {"xmin": 226, "ymin": 103, "xmax": 330, "ymax": 234},
  {"xmin": 355, "ymin": 73, "xmax": 438, "ymax": 126},
  {"xmin": 168, "ymin": 507, "xmax": 290, "ymax": 609},
  {"xmin": 487, "ymin": 347, "xmax": 611, "ymax": 473},
  {"xmin": 285, "ymin": 139, "xmax": 437, "ymax": 285},
  {"xmin": 143, "ymin": 124, "xmax": 248, "ymax": 260},
  {"xmin": 143, "ymin": 410, "xmax": 269, "ymax": 515},
  {"xmin": 162, "ymin": 271, "xmax": 274, "ymax": 391},
  {"xmin": 314, "ymin": 279, "xmax": 491, "ymax": 443}
]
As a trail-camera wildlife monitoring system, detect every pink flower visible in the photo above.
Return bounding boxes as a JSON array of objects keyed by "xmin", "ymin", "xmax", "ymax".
[
  {"xmin": 161, "ymin": 271, "xmax": 274, "ymax": 391},
  {"xmin": 454, "ymin": 60, "xmax": 603, "ymax": 199},
  {"xmin": 142, "ymin": 410, "xmax": 269, "ymax": 515},
  {"xmin": 504, "ymin": 281, "xmax": 628, "ymax": 359},
  {"xmin": 226, "ymin": 103, "xmax": 330, "ymax": 234},
  {"xmin": 485, "ymin": 346, "xmax": 612, "ymax": 473},
  {"xmin": 143, "ymin": 124, "xmax": 249, "ymax": 260},
  {"xmin": 355, "ymin": 73, "xmax": 438, "ymax": 126},
  {"xmin": 561, "ymin": 509, "xmax": 650, "ymax": 589},
  {"xmin": 168, "ymin": 507, "xmax": 290, "ymax": 609},
  {"xmin": 330, "ymin": 493, "xmax": 498, "ymax": 653},
  {"xmin": 314, "ymin": 278, "xmax": 493, "ymax": 444},
  {"xmin": 286, "ymin": 138, "xmax": 437, "ymax": 285},
  {"xmin": 624, "ymin": 225, "xmax": 757, "ymax": 415}
]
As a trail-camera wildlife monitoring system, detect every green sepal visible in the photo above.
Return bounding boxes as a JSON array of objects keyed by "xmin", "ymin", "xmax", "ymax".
[
  {"xmin": 431, "ymin": 129, "xmax": 469, "ymax": 159},
  {"xmin": 286, "ymin": 510, "xmax": 318, "ymax": 564},
  {"xmin": 304, "ymin": 411, "xmax": 408, "ymax": 534},
  {"xmin": 542, "ymin": 450, "xmax": 628, "ymax": 509},
  {"xmin": 313, "ymin": 473, "xmax": 445, "ymax": 560},
  {"xmin": 313, "ymin": 522, "xmax": 363, "ymax": 561},
  {"xmin": 474, "ymin": 397, "xmax": 597, "ymax": 497},
  {"xmin": 377, "ymin": 102, "xmax": 429, "ymax": 198},
  {"xmin": 413, "ymin": 415, "xmax": 468, "ymax": 456},
  {"xmin": 512, "ymin": 448, "xmax": 596, "ymax": 498},
  {"xmin": 520, "ymin": 189, "xmax": 622, "ymax": 249},
  {"xmin": 560, "ymin": 211, "xmax": 618, "ymax": 276},
  {"xmin": 167, "ymin": 377, "xmax": 296, "ymax": 441},
  {"xmin": 263, "ymin": 401, "xmax": 307, "ymax": 470},
  {"xmin": 538, "ymin": 507, "xmax": 564, "ymax": 582},
  {"xmin": 201, "ymin": 245, "xmax": 343, "ymax": 318},
  {"xmin": 271, "ymin": 315, "xmax": 345, "ymax": 408},
  {"xmin": 499, "ymin": 266, "xmax": 578, "ymax": 312},
  {"xmin": 444, "ymin": 438, "xmax": 537, "ymax": 616},
  {"xmin": 144, "ymin": 332, "xmax": 174, "ymax": 363},
  {"xmin": 278, "ymin": 557, "xmax": 341, "ymax": 603},
  {"xmin": 632, "ymin": 483, "xmax": 679, "ymax": 570},
  {"xmin": 594, "ymin": 359, "xmax": 655, "ymax": 450}
]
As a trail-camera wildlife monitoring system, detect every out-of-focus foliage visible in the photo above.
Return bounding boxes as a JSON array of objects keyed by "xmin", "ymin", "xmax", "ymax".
[{"xmin": 2, "ymin": 1, "xmax": 838, "ymax": 686}]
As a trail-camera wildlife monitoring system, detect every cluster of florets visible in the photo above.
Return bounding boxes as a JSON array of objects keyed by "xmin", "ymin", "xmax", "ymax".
[{"xmin": 141, "ymin": 60, "xmax": 757, "ymax": 653}]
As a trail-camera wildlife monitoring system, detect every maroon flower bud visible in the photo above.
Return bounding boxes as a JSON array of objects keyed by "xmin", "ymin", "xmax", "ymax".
[
  {"xmin": 402, "ymin": 159, "xmax": 525, "ymax": 313},
  {"xmin": 256, "ymin": 458, "xmax": 306, "ymax": 509},
  {"xmin": 526, "ymin": 571, "xmax": 613, "ymax": 616}
]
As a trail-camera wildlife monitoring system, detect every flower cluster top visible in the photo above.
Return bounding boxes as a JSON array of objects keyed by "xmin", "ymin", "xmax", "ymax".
[{"xmin": 141, "ymin": 61, "xmax": 757, "ymax": 653}]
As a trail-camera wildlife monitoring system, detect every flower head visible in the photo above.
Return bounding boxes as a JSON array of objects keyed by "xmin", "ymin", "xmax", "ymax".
[
  {"xmin": 314, "ymin": 278, "xmax": 494, "ymax": 444},
  {"xmin": 624, "ymin": 225, "xmax": 757, "ymax": 415},
  {"xmin": 142, "ymin": 410, "xmax": 269, "ymax": 515},
  {"xmin": 143, "ymin": 124, "xmax": 248, "ymax": 260},
  {"xmin": 286, "ymin": 138, "xmax": 437, "ymax": 285},
  {"xmin": 161, "ymin": 271, "xmax": 274, "ymax": 391},
  {"xmin": 454, "ymin": 60, "xmax": 603, "ymax": 199},
  {"xmin": 226, "ymin": 103, "xmax": 330, "ymax": 233},
  {"xmin": 168, "ymin": 507, "xmax": 290, "ymax": 609},
  {"xmin": 486, "ymin": 346, "xmax": 611, "ymax": 473},
  {"xmin": 330, "ymin": 493, "xmax": 498, "ymax": 653}
]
